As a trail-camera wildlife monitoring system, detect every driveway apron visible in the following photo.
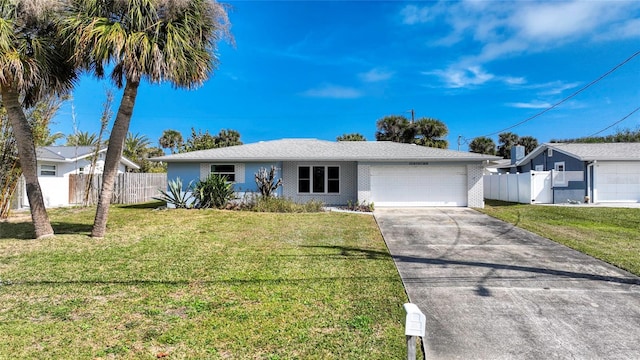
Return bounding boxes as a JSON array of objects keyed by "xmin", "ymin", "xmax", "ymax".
[{"xmin": 375, "ymin": 208, "xmax": 640, "ymax": 360}]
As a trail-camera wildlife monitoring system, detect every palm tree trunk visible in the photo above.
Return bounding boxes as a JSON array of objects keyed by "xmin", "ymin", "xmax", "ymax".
[
  {"xmin": 1, "ymin": 85, "xmax": 54, "ymax": 239},
  {"xmin": 91, "ymin": 80, "xmax": 140, "ymax": 238}
]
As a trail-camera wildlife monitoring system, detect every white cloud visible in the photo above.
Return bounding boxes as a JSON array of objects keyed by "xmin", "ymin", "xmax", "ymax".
[
  {"xmin": 506, "ymin": 101, "xmax": 553, "ymax": 109},
  {"xmin": 301, "ymin": 84, "xmax": 362, "ymax": 99},
  {"xmin": 402, "ymin": 1, "xmax": 640, "ymax": 64},
  {"xmin": 359, "ymin": 68, "xmax": 394, "ymax": 83},
  {"xmin": 400, "ymin": 4, "xmax": 433, "ymax": 25},
  {"xmin": 424, "ymin": 66, "xmax": 524, "ymax": 89}
]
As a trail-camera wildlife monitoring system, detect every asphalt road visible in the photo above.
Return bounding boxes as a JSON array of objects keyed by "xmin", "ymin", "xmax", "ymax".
[{"xmin": 375, "ymin": 207, "xmax": 640, "ymax": 360}]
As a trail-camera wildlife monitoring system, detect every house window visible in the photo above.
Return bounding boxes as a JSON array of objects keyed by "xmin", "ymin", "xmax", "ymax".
[
  {"xmin": 548, "ymin": 149, "xmax": 553, "ymax": 157},
  {"xmin": 535, "ymin": 165, "xmax": 544, "ymax": 171},
  {"xmin": 40, "ymin": 164, "xmax": 57, "ymax": 176},
  {"xmin": 298, "ymin": 166, "xmax": 339, "ymax": 194},
  {"xmin": 210, "ymin": 164, "xmax": 236, "ymax": 182},
  {"xmin": 554, "ymin": 162, "xmax": 565, "ymax": 184}
]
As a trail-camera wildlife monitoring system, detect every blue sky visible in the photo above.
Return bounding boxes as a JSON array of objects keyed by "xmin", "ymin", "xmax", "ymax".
[{"xmin": 51, "ymin": 0, "xmax": 640, "ymax": 151}]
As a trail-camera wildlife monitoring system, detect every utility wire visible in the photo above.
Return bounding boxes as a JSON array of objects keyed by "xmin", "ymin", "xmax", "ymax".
[
  {"xmin": 586, "ymin": 106, "xmax": 640, "ymax": 137},
  {"xmin": 476, "ymin": 49, "xmax": 640, "ymax": 138}
]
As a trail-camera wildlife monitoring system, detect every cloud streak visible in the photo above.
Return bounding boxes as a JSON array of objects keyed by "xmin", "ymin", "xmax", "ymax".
[{"xmin": 301, "ymin": 84, "xmax": 362, "ymax": 99}]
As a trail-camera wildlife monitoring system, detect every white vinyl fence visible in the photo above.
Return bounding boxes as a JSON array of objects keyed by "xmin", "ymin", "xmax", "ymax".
[{"xmin": 484, "ymin": 171, "xmax": 552, "ymax": 204}]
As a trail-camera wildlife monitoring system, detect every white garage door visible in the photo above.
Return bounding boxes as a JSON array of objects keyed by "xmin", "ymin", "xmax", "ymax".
[
  {"xmin": 370, "ymin": 165, "xmax": 467, "ymax": 206},
  {"xmin": 595, "ymin": 162, "xmax": 640, "ymax": 202}
]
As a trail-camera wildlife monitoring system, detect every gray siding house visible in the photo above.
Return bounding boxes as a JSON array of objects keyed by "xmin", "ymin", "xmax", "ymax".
[
  {"xmin": 152, "ymin": 139, "xmax": 499, "ymax": 208},
  {"xmin": 508, "ymin": 143, "xmax": 640, "ymax": 203}
]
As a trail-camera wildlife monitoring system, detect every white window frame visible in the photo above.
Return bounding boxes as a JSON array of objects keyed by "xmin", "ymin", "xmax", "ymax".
[
  {"xmin": 534, "ymin": 164, "xmax": 544, "ymax": 171},
  {"xmin": 548, "ymin": 149, "xmax": 553, "ymax": 157},
  {"xmin": 554, "ymin": 161, "xmax": 566, "ymax": 185},
  {"xmin": 39, "ymin": 164, "xmax": 57, "ymax": 176},
  {"xmin": 210, "ymin": 164, "xmax": 237, "ymax": 182},
  {"xmin": 297, "ymin": 165, "xmax": 340, "ymax": 194}
]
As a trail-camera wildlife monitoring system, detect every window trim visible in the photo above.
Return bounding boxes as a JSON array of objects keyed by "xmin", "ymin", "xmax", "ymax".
[
  {"xmin": 554, "ymin": 161, "xmax": 566, "ymax": 185},
  {"xmin": 297, "ymin": 165, "xmax": 340, "ymax": 194},
  {"xmin": 39, "ymin": 164, "xmax": 57, "ymax": 176}
]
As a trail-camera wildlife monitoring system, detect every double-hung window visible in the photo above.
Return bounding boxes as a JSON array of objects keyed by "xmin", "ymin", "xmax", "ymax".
[
  {"xmin": 298, "ymin": 166, "xmax": 339, "ymax": 194},
  {"xmin": 39, "ymin": 164, "xmax": 57, "ymax": 176},
  {"xmin": 211, "ymin": 164, "xmax": 236, "ymax": 182}
]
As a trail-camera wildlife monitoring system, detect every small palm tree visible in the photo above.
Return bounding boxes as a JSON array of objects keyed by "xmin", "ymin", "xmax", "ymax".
[
  {"xmin": 0, "ymin": 0, "xmax": 76, "ymax": 238},
  {"xmin": 469, "ymin": 136, "xmax": 496, "ymax": 155},
  {"xmin": 62, "ymin": 0, "xmax": 232, "ymax": 237},
  {"xmin": 375, "ymin": 115, "xmax": 413, "ymax": 143},
  {"xmin": 66, "ymin": 131, "xmax": 99, "ymax": 146},
  {"xmin": 413, "ymin": 118, "xmax": 448, "ymax": 148},
  {"xmin": 159, "ymin": 129, "xmax": 183, "ymax": 154}
]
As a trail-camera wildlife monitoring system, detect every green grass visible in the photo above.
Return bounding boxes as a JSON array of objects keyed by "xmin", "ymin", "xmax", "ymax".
[
  {"xmin": 479, "ymin": 200, "xmax": 640, "ymax": 276},
  {"xmin": 0, "ymin": 203, "xmax": 408, "ymax": 359}
]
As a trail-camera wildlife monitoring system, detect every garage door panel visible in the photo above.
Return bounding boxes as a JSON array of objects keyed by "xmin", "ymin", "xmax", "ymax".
[
  {"xmin": 370, "ymin": 165, "xmax": 467, "ymax": 207},
  {"xmin": 595, "ymin": 162, "xmax": 640, "ymax": 202}
]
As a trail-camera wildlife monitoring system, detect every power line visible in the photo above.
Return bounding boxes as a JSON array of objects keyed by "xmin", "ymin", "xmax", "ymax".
[
  {"xmin": 476, "ymin": 49, "xmax": 640, "ymax": 139},
  {"xmin": 586, "ymin": 106, "xmax": 640, "ymax": 137}
]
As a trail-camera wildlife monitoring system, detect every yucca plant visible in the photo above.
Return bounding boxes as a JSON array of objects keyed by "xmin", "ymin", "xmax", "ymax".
[
  {"xmin": 193, "ymin": 174, "xmax": 235, "ymax": 209},
  {"xmin": 154, "ymin": 178, "xmax": 194, "ymax": 209}
]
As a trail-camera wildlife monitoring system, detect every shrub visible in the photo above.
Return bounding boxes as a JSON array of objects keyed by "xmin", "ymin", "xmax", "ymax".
[
  {"xmin": 193, "ymin": 174, "xmax": 235, "ymax": 209},
  {"xmin": 154, "ymin": 178, "xmax": 194, "ymax": 208},
  {"xmin": 243, "ymin": 195, "xmax": 324, "ymax": 213}
]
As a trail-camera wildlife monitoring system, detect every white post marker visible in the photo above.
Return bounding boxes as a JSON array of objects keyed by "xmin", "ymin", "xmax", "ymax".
[{"xmin": 403, "ymin": 303, "xmax": 426, "ymax": 360}]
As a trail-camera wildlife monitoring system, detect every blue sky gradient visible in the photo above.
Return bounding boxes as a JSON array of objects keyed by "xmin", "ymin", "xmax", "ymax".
[{"xmin": 51, "ymin": 0, "xmax": 640, "ymax": 151}]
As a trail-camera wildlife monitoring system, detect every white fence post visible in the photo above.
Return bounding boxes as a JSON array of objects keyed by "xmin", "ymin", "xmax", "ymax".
[{"xmin": 403, "ymin": 303, "xmax": 426, "ymax": 360}]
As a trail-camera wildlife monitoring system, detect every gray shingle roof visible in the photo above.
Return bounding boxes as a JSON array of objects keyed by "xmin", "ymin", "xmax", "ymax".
[
  {"xmin": 547, "ymin": 143, "xmax": 640, "ymax": 161},
  {"xmin": 36, "ymin": 146, "xmax": 105, "ymax": 161},
  {"xmin": 152, "ymin": 139, "xmax": 501, "ymax": 163}
]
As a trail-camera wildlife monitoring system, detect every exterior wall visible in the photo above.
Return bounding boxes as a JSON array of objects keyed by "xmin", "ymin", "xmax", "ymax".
[
  {"xmin": 467, "ymin": 164, "xmax": 485, "ymax": 208},
  {"xmin": 167, "ymin": 161, "xmax": 283, "ymax": 196},
  {"xmin": 282, "ymin": 161, "xmax": 357, "ymax": 206},
  {"xmin": 357, "ymin": 164, "xmax": 371, "ymax": 204},
  {"xmin": 167, "ymin": 163, "xmax": 201, "ymax": 191},
  {"xmin": 518, "ymin": 149, "xmax": 587, "ymax": 204}
]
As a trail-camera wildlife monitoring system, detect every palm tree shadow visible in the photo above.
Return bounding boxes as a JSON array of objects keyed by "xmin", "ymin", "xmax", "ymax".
[{"xmin": 0, "ymin": 221, "xmax": 93, "ymax": 240}]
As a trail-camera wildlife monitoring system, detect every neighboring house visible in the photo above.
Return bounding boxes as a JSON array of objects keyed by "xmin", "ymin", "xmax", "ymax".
[
  {"xmin": 494, "ymin": 143, "xmax": 640, "ymax": 204},
  {"xmin": 151, "ymin": 139, "xmax": 500, "ymax": 207},
  {"xmin": 19, "ymin": 146, "xmax": 139, "ymax": 208}
]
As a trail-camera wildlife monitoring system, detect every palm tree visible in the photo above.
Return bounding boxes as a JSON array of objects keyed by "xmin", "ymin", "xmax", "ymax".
[
  {"xmin": 469, "ymin": 136, "xmax": 496, "ymax": 155},
  {"xmin": 519, "ymin": 136, "xmax": 539, "ymax": 155},
  {"xmin": 66, "ymin": 131, "xmax": 99, "ymax": 146},
  {"xmin": 0, "ymin": 0, "xmax": 76, "ymax": 238},
  {"xmin": 413, "ymin": 118, "xmax": 448, "ymax": 148},
  {"xmin": 63, "ymin": 0, "xmax": 232, "ymax": 237},
  {"xmin": 337, "ymin": 133, "xmax": 366, "ymax": 141},
  {"xmin": 375, "ymin": 115, "xmax": 413, "ymax": 143},
  {"xmin": 123, "ymin": 132, "xmax": 151, "ymax": 166},
  {"xmin": 215, "ymin": 129, "xmax": 242, "ymax": 148},
  {"xmin": 497, "ymin": 132, "xmax": 520, "ymax": 159},
  {"xmin": 158, "ymin": 129, "xmax": 183, "ymax": 154}
]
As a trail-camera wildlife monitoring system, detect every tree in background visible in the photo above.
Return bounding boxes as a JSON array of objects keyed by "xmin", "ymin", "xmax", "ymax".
[
  {"xmin": 469, "ymin": 136, "xmax": 496, "ymax": 155},
  {"xmin": 66, "ymin": 131, "xmax": 100, "ymax": 146},
  {"xmin": 375, "ymin": 115, "xmax": 448, "ymax": 148},
  {"xmin": 180, "ymin": 128, "xmax": 242, "ymax": 153},
  {"xmin": 159, "ymin": 129, "xmax": 183, "ymax": 154},
  {"xmin": 0, "ymin": 1, "xmax": 76, "ymax": 237},
  {"xmin": 337, "ymin": 133, "xmax": 366, "ymax": 141},
  {"xmin": 550, "ymin": 127, "xmax": 640, "ymax": 143},
  {"xmin": 519, "ymin": 136, "xmax": 539, "ymax": 155},
  {"xmin": 375, "ymin": 115, "xmax": 413, "ymax": 143},
  {"xmin": 62, "ymin": 0, "xmax": 233, "ymax": 237},
  {"xmin": 412, "ymin": 118, "xmax": 448, "ymax": 148},
  {"xmin": 497, "ymin": 132, "xmax": 519, "ymax": 159},
  {"xmin": 121, "ymin": 132, "xmax": 166, "ymax": 173}
]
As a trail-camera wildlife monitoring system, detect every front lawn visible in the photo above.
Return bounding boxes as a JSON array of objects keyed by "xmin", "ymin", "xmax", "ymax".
[
  {"xmin": 479, "ymin": 200, "xmax": 640, "ymax": 276},
  {"xmin": 0, "ymin": 204, "xmax": 408, "ymax": 359}
]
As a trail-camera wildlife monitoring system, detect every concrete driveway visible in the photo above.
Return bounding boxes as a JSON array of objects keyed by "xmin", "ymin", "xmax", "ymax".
[{"xmin": 375, "ymin": 208, "xmax": 640, "ymax": 360}]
